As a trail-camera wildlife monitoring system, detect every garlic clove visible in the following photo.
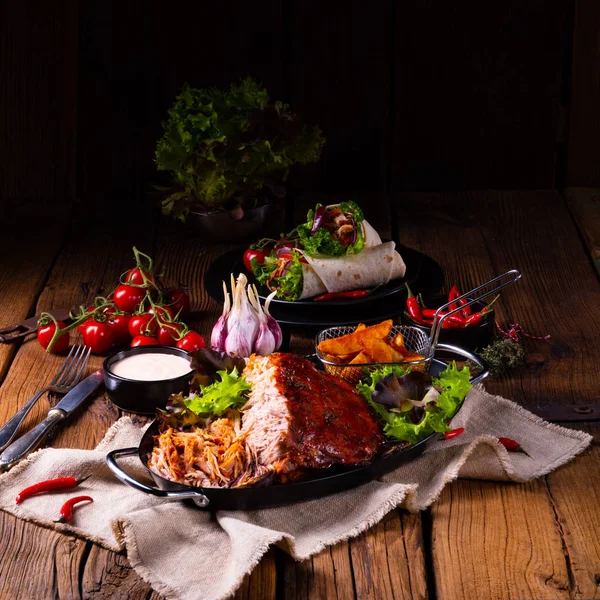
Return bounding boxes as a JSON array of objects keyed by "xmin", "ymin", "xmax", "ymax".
[
  {"xmin": 210, "ymin": 281, "xmax": 231, "ymax": 351},
  {"xmin": 224, "ymin": 273, "xmax": 259, "ymax": 358},
  {"xmin": 263, "ymin": 291, "xmax": 283, "ymax": 350}
]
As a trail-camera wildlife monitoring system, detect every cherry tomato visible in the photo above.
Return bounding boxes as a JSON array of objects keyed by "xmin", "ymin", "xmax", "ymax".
[
  {"xmin": 176, "ymin": 331, "xmax": 206, "ymax": 352},
  {"xmin": 107, "ymin": 314, "xmax": 132, "ymax": 345},
  {"xmin": 37, "ymin": 320, "xmax": 70, "ymax": 353},
  {"xmin": 128, "ymin": 313, "xmax": 157, "ymax": 337},
  {"xmin": 114, "ymin": 284, "xmax": 146, "ymax": 313},
  {"xmin": 82, "ymin": 321, "xmax": 115, "ymax": 354},
  {"xmin": 77, "ymin": 318, "xmax": 91, "ymax": 335},
  {"xmin": 148, "ymin": 305, "xmax": 175, "ymax": 322},
  {"xmin": 243, "ymin": 249, "xmax": 266, "ymax": 272},
  {"xmin": 124, "ymin": 267, "xmax": 157, "ymax": 288},
  {"xmin": 168, "ymin": 289, "xmax": 191, "ymax": 318},
  {"xmin": 131, "ymin": 335, "xmax": 159, "ymax": 347},
  {"xmin": 158, "ymin": 323, "xmax": 184, "ymax": 346},
  {"xmin": 78, "ymin": 305, "xmax": 116, "ymax": 333}
]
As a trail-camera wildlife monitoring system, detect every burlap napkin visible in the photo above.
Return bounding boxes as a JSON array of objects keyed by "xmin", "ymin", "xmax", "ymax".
[{"xmin": 0, "ymin": 385, "xmax": 592, "ymax": 600}]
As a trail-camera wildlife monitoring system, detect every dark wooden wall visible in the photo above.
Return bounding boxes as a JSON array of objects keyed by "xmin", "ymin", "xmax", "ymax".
[{"xmin": 1, "ymin": 1, "xmax": 599, "ymax": 213}]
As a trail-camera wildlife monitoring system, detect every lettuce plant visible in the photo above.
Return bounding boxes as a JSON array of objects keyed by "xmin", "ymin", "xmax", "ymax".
[{"xmin": 155, "ymin": 77, "xmax": 325, "ymax": 220}]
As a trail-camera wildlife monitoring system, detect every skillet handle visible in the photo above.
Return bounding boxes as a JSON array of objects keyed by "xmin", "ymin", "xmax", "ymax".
[
  {"xmin": 106, "ymin": 447, "xmax": 210, "ymax": 508},
  {"xmin": 435, "ymin": 343, "xmax": 489, "ymax": 385}
]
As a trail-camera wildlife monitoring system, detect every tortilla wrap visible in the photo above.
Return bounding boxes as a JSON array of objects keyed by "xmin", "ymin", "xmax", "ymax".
[
  {"xmin": 299, "ymin": 241, "xmax": 406, "ymax": 299},
  {"xmin": 362, "ymin": 219, "xmax": 382, "ymax": 247}
]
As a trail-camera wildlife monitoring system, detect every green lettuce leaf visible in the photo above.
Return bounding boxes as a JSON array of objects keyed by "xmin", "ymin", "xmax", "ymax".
[
  {"xmin": 252, "ymin": 251, "xmax": 305, "ymax": 301},
  {"xmin": 292, "ymin": 201, "xmax": 367, "ymax": 257},
  {"xmin": 357, "ymin": 363, "xmax": 472, "ymax": 444},
  {"xmin": 184, "ymin": 367, "xmax": 251, "ymax": 416}
]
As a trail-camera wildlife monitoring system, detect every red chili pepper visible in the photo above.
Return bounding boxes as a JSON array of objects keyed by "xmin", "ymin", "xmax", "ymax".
[
  {"xmin": 448, "ymin": 286, "xmax": 460, "ymax": 311},
  {"xmin": 464, "ymin": 295, "xmax": 500, "ymax": 327},
  {"xmin": 497, "ymin": 437, "xmax": 530, "ymax": 456},
  {"xmin": 403, "ymin": 312, "xmax": 433, "ymax": 327},
  {"xmin": 423, "ymin": 308, "xmax": 465, "ymax": 326},
  {"xmin": 15, "ymin": 476, "xmax": 89, "ymax": 505},
  {"xmin": 313, "ymin": 290, "xmax": 369, "ymax": 301},
  {"xmin": 54, "ymin": 496, "xmax": 94, "ymax": 524},
  {"xmin": 443, "ymin": 427, "xmax": 465, "ymax": 440},
  {"xmin": 405, "ymin": 284, "xmax": 422, "ymax": 320},
  {"xmin": 443, "ymin": 313, "xmax": 466, "ymax": 327},
  {"xmin": 459, "ymin": 296, "xmax": 472, "ymax": 318}
]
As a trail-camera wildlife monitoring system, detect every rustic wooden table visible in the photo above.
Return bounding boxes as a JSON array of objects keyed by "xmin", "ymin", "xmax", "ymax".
[{"xmin": 0, "ymin": 190, "xmax": 598, "ymax": 600}]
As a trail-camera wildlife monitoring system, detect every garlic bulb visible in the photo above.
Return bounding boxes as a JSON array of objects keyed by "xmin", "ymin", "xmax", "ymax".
[
  {"xmin": 210, "ymin": 274, "xmax": 283, "ymax": 358},
  {"xmin": 224, "ymin": 273, "xmax": 259, "ymax": 358},
  {"xmin": 210, "ymin": 281, "xmax": 231, "ymax": 352}
]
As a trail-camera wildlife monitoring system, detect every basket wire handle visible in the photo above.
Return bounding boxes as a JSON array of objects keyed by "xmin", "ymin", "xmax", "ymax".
[{"xmin": 429, "ymin": 269, "xmax": 522, "ymax": 350}]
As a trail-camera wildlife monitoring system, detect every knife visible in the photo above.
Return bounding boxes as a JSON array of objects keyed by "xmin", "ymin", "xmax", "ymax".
[
  {"xmin": 0, "ymin": 309, "xmax": 73, "ymax": 343},
  {"xmin": 0, "ymin": 370, "xmax": 104, "ymax": 472}
]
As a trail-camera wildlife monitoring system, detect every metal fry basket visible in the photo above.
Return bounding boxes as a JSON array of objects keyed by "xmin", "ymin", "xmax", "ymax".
[
  {"xmin": 315, "ymin": 269, "xmax": 522, "ymax": 385},
  {"xmin": 316, "ymin": 325, "xmax": 433, "ymax": 385}
]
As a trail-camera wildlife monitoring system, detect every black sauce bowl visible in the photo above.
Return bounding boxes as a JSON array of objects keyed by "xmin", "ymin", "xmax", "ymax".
[
  {"xmin": 402, "ymin": 295, "xmax": 494, "ymax": 353},
  {"xmin": 103, "ymin": 345, "xmax": 194, "ymax": 415}
]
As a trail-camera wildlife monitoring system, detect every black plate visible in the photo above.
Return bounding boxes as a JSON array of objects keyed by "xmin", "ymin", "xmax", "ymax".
[
  {"xmin": 107, "ymin": 356, "xmax": 460, "ymax": 511},
  {"xmin": 204, "ymin": 245, "xmax": 444, "ymax": 326}
]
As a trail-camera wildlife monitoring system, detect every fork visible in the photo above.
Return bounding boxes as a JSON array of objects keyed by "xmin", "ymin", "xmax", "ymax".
[{"xmin": 0, "ymin": 345, "xmax": 91, "ymax": 451}]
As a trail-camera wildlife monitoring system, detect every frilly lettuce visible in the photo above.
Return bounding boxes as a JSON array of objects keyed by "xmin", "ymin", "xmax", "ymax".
[
  {"xmin": 357, "ymin": 362, "xmax": 472, "ymax": 445},
  {"xmin": 252, "ymin": 251, "xmax": 305, "ymax": 301},
  {"xmin": 184, "ymin": 367, "xmax": 251, "ymax": 416}
]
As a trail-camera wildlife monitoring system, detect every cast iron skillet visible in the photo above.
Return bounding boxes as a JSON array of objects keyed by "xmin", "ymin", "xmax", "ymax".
[{"xmin": 106, "ymin": 344, "xmax": 488, "ymax": 511}]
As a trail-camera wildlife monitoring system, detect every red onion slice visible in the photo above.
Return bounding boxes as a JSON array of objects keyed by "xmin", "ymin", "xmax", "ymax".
[
  {"xmin": 280, "ymin": 260, "xmax": 292, "ymax": 277},
  {"xmin": 348, "ymin": 217, "xmax": 357, "ymax": 245},
  {"xmin": 310, "ymin": 205, "xmax": 327, "ymax": 235}
]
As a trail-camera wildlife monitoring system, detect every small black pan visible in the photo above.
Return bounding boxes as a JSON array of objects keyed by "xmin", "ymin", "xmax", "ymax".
[{"xmin": 106, "ymin": 349, "xmax": 488, "ymax": 511}]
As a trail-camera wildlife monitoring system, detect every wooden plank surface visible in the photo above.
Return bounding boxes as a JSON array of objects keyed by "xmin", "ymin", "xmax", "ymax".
[
  {"xmin": 78, "ymin": 0, "xmax": 285, "ymax": 211},
  {"xmin": 392, "ymin": 190, "xmax": 599, "ymax": 599},
  {"xmin": 282, "ymin": 193, "xmax": 429, "ymax": 599},
  {"xmin": 0, "ymin": 207, "xmax": 69, "ymax": 384},
  {"xmin": 564, "ymin": 187, "xmax": 600, "ymax": 275},
  {"xmin": 545, "ymin": 423, "xmax": 600, "ymax": 600},
  {"xmin": 0, "ymin": 191, "xmax": 598, "ymax": 599},
  {"xmin": 567, "ymin": 0, "xmax": 600, "ymax": 187},
  {"xmin": 0, "ymin": 213, "xmax": 158, "ymax": 600},
  {"xmin": 284, "ymin": 1, "xmax": 393, "ymax": 193},
  {"xmin": 392, "ymin": 1, "xmax": 570, "ymax": 190},
  {"xmin": 0, "ymin": 2, "xmax": 78, "ymax": 207}
]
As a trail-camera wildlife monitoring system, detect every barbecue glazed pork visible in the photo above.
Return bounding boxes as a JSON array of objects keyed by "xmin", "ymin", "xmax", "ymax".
[{"xmin": 242, "ymin": 353, "xmax": 382, "ymax": 479}]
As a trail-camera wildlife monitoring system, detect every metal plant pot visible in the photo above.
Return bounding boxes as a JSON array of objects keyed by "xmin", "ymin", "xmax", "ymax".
[{"xmin": 187, "ymin": 203, "xmax": 273, "ymax": 243}]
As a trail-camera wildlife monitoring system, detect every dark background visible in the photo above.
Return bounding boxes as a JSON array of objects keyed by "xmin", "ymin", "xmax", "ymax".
[{"xmin": 1, "ymin": 0, "xmax": 599, "ymax": 215}]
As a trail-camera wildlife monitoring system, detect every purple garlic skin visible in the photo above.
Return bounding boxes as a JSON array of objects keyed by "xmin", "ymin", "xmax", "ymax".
[
  {"xmin": 254, "ymin": 323, "xmax": 276, "ymax": 356},
  {"xmin": 263, "ymin": 291, "xmax": 283, "ymax": 350},
  {"xmin": 224, "ymin": 273, "xmax": 258, "ymax": 358},
  {"xmin": 210, "ymin": 315, "xmax": 228, "ymax": 352},
  {"xmin": 210, "ymin": 281, "xmax": 231, "ymax": 352}
]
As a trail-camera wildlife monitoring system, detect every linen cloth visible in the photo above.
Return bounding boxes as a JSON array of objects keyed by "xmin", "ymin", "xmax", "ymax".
[{"xmin": 0, "ymin": 385, "xmax": 592, "ymax": 600}]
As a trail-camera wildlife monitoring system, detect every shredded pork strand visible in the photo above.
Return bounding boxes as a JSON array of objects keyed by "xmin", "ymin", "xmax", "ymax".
[{"xmin": 148, "ymin": 414, "xmax": 251, "ymax": 488}]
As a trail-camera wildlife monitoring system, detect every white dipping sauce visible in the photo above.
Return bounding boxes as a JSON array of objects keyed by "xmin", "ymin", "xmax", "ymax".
[{"xmin": 110, "ymin": 353, "xmax": 192, "ymax": 381}]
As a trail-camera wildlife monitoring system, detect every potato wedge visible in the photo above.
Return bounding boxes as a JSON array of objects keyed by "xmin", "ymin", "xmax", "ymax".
[
  {"xmin": 354, "ymin": 319, "xmax": 393, "ymax": 343},
  {"xmin": 317, "ymin": 323, "xmax": 368, "ymax": 355},
  {"xmin": 401, "ymin": 350, "xmax": 426, "ymax": 362},
  {"xmin": 360, "ymin": 337, "xmax": 394, "ymax": 363},
  {"xmin": 323, "ymin": 352, "xmax": 359, "ymax": 364},
  {"xmin": 339, "ymin": 351, "xmax": 373, "ymax": 381},
  {"xmin": 349, "ymin": 350, "xmax": 373, "ymax": 364},
  {"xmin": 390, "ymin": 332, "xmax": 406, "ymax": 351}
]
